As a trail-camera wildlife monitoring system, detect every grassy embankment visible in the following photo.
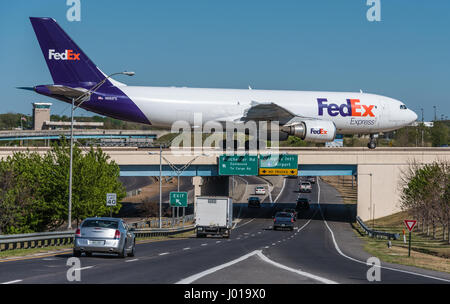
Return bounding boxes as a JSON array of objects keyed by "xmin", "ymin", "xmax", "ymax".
[{"xmin": 320, "ymin": 176, "xmax": 450, "ymax": 273}]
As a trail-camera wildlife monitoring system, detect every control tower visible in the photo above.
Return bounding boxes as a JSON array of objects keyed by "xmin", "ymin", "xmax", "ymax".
[{"xmin": 32, "ymin": 102, "xmax": 52, "ymax": 130}]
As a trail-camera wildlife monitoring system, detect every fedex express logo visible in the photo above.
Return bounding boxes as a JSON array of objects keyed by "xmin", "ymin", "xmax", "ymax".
[
  {"xmin": 317, "ymin": 98, "xmax": 375, "ymax": 117},
  {"xmin": 48, "ymin": 49, "xmax": 80, "ymax": 61},
  {"xmin": 310, "ymin": 128, "xmax": 328, "ymax": 135}
]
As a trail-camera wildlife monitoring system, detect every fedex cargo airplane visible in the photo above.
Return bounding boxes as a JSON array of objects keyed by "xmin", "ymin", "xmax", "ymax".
[{"xmin": 26, "ymin": 17, "xmax": 417, "ymax": 149}]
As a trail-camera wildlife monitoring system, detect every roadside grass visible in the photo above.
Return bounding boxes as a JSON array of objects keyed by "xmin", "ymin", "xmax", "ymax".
[
  {"xmin": 0, "ymin": 245, "xmax": 73, "ymax": 259},
  {"xmin": 136, "ymin": 229, "xmax": 196, "ymax": 242},
  {"xmin": 320, "ymin": 176, "xmax": 450, "ymax": 273},
  {"xmin": 353, "ymin": 211, "xmax": 450, "ymax": 273},
  {"xmin": 0, "ymin": 227, "xmax": 196, "ymax": 260},
  {"xmin": 320, "ymin": 176, "xmax": 357, "ymax": 205}
]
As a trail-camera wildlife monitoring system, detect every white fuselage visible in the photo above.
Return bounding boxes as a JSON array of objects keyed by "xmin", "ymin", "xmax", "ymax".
[{"xmin": 120, "ymin": 86, "xmax": 417, "ymax": 134}]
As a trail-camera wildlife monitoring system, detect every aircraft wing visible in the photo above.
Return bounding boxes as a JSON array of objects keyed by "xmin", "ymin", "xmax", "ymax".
[{"xmin": 241, "ymin": 101, "xmax": 317, "ymax": 125}]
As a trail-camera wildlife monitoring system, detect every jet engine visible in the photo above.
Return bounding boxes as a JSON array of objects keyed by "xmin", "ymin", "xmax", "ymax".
[{"xmin": 281, "ymin": 120, "xmax": 336, "ymax": 143}]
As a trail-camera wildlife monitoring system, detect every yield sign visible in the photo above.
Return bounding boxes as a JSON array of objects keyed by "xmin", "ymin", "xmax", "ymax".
[{"xmin": 404, "ymin": 220, "xmax": 417, "ymax": 232}]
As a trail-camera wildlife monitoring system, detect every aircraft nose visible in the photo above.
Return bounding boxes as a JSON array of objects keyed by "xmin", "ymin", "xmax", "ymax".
[{"xmin": 410, "ymin": 110, "xmax": 418, "ymax": 122}]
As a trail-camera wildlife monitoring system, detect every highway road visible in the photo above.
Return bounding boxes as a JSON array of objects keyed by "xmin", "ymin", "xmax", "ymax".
[{"xmin": 1, "ymin": 177, "xmax": 449, "ymax": 284}]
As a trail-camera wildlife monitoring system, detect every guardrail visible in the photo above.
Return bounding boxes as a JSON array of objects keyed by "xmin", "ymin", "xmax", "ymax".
[
  {"xmin": 129, "ymin": 214, "xmax": 195, "ymax": 229},
  {"xmin": 0, "ymin": 230, "xmax": 75, "ymax": 251},
  {"xmin": 131, "ymin": 225, "xmax": 195, "ymax": 238},
  {"xmin": 0, "ymin": 217, "xmax": 196, "ymax": 252},
  {"xmin": 356, "ymin": 216, "xmax": 399, "ymax": 240}
]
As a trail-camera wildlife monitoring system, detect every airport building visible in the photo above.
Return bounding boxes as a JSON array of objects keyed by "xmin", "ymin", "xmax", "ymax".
[
  {"xmin": 32, "ymin": 102, "xmax": 104, "ymax": 130},
  {"xmin": 32, "ymin": 102, "xmax": 52, "ymax": 130}
]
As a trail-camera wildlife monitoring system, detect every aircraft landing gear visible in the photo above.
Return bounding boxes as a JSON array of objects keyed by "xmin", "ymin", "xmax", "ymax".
[{"xmin": 367, "ymin": 134, "xmax": 377, "ymax": 149}]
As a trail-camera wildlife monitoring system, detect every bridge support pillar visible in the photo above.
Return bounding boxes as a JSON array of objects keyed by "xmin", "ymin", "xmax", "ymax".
[{"xmin": 193, "ymin": 176, "xmax": 202, "ymax": 197}]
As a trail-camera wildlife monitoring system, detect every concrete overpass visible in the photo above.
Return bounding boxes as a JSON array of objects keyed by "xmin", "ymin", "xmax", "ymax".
[
  {"xmin": 0, "ymin": 129, "xmax": 168, "ymax": 141},
  {"xmin": 0, "ymin": 146, "xmax": 448, "ymax": 221}
]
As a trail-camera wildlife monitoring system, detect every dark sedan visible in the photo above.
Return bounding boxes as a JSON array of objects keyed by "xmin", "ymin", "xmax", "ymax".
[
  {"xmin": 296, "ymin": 197, "xmax": 310, "ymax": 211},
  {"xmin": 248, "ymin": 196, "xmax": 261, "ymax": 208},
  {"xmin": 273, "ymin": 212, "xmax": 295, "ymax": 231}
]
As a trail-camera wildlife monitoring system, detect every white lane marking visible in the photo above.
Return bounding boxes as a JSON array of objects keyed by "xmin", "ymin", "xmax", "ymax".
[
  {"xmin": 201, "ymin": 243, "xmax": 207, "ymax": 246},
  {"xmin": 42, "ymin": 258, "xmax": 58, "ymax": 261},
  {"xmin": 159, "ymin": 252, "xmax": 170, "ymax": 256},
  {"xmin": 125, "ymin": 259, "xmax": 139, "ymax": 263},
  {"xmin": 216, "ymin": 241, "xmax": 221, "ymax": 244},
  {"xmin": 1, "ymin": 280, "xmax": 22, "ymax": 284},
  {"xmin": 176, "ymin": 249, "xmax": 337, "ymax": 285},
  {"xmin": 273, "ymin": 178, "xmax": 287, "ymax": 203},
  {"xmin": 176, "ymin": 250, "xmax": 260, "ymax": 284},
  {"xmin": 256, "ymin": 251, "xmax": 338, "ymax": 284},
  {"xmin": 183, "ymin": 247, "xmax": 191, "ymax": 250},
  {"xmin": 316, "ymin": 178, "xmax": 450, "ymax": 283},
  {"xmin": 233, "ymin": 176, "xmax": 249, "ymax": 228},
  {"xmin": 234, "ymin": 218, "xmax": 255, "ymax": 230},
  {"xmin": 75, "ymin": 266, "xmax": 94, "ymax": 271}
]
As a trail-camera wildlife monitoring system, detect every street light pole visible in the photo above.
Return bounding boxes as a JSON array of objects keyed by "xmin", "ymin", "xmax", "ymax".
[
  {"xmin": 160, "ymin": 153, "xmax": 206, "ymax": 227},
  {"xmin": 68, "ymin": 97, "xmax": 75, "ymax": 229},
  {"xmin": 159, "ymin": 144, "xmax": 162, "ymax": 229},
  {"xmin": 67, "ymin": 71, "xmax": 134, "ymax": 229},
  {"xmin": 420, "ymin": 108, "xmax": 424, "ymax": 147}
]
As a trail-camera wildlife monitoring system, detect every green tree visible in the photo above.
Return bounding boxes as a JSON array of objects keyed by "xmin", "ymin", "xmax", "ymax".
[
  {"xmin": 0, "ymin": 167, "xmax": 38, "ymax": 234},
  {"xmin": 430, "ymin": 121, "xmax": 449, "ymax": 147},
  {"xmin": 0, "ymin": 140, "xmax": 126, "ymax": 233},
  {"xmin": 71, "ymin": 146, "xmax": 125, "ymax": 224}
]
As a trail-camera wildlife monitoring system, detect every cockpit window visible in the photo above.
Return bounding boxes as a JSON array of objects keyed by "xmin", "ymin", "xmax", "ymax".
[{"xmin": 400, "ymin": 105, "xmax": 407, "ymax": 109}]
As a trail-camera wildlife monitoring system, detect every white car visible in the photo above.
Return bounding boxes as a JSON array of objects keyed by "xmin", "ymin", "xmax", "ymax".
[
  {"xmin": 255, "ymin": 186, "xmax": 266, "ymax": 195},
  {"xmin": 299, "ymin": 182, "xmax": 312, "ymax": 193}
]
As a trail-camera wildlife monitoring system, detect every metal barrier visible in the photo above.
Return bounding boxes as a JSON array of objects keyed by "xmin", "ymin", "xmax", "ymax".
[
  {"xmin": 0, "ymin": 216, "xmax": 196, "ymax": 252},
  {"xmin": 131, "ymin": 225, "xmax": 195, "ymax": 238},
  {"xmin": 129, "ymin": 214, "xmax": 195, "ymax": 229},
  {"xmin": 0, "ymin": 231, "xmax": 75, "ymax": 251},
  {"xmin": 356, "ymin": 216, "xmax": 399, "ymax": 240}
]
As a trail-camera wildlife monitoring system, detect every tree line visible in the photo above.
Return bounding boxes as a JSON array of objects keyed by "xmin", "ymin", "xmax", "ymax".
[
  {"xmin": 0, "ymin": 141, "xmax": 126, "ymax": 234},
  {"xmin": 400, "ymin": 160, "xmax": 449, "ymax": 243}
]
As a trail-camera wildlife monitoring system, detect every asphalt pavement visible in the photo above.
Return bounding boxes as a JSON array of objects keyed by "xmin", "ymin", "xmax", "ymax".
[{"xmin": 1, "ymin": 176, "xmax": 449, "ymax": 284}]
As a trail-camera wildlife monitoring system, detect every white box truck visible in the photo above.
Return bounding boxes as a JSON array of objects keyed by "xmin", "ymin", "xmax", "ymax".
[{"xmin": 195, "ymin": 196, "xmax": 233, "ymax": 238}]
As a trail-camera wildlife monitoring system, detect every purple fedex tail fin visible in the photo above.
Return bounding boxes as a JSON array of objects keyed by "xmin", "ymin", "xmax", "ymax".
[
  {"xmin": 29, "ymin": 17, "xmax": 151, "ymax": 125},
  {"xmin": 30, "ymin": 17, "xmax": 107, "ymax": 86}
]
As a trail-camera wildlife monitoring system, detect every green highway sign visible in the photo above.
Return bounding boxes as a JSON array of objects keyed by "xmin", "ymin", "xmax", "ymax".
[
  {"xmin": 218, "ymin": 155, "xmax": 258, "ymax": 176},
  {"xmin": 170, "ymin": 192, "xmax": 188, "ymax": 207},
  {"xmin": 259, "ymin": 154, "xmax": 298, "ymax": 176}
]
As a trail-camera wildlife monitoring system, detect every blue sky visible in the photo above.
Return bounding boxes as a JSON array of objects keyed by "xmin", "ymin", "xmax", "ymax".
[{"xmin": 0, "ymin": 0, "xmax": 449, "ymax": 121}]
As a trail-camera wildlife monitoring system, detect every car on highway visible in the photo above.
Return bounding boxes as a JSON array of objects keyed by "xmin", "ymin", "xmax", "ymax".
[
  {"xmin": 299, "ymin": 181, "xmax": 312, "ymax": 193},
  {"xmin": 282, "ymin": 208, "xmax": 297, "ymax": 220},
  {"xmin": 273, "ymin": 212, "xmax": 295, "ymax": 231},
  {"xmin": 73, "ymin": 217, "xmax": 135, "ymax": 258},
  {"xmin": 306, "ymin": 176, "xmax": 316, "ymax": 184},
  {"xmin": 248, "ymin": 196, "xmax": 261, "ymax": 208},
  {"xmin": 296, "ymin": 197, "xmax": 310, "ymax": 210},
  {"xmin": 255, "ymin": 186, "xmax": 266, "ymax": 195}
]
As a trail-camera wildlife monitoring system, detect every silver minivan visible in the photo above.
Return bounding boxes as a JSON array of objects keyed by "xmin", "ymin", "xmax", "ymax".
[{"xmin": 73, "ymin": 217, "xmax": 135, "ymax": 258}]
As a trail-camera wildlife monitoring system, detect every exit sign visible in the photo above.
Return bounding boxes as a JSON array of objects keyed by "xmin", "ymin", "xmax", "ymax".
[{"xmin": 170, "ymin": 192, "xmax": 188, "ymax": 207}]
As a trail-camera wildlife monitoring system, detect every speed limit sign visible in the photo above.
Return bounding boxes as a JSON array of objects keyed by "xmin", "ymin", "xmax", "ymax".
[{"xmin": 106, "ymin": 193, "xmax": 117, "ymax": 206}]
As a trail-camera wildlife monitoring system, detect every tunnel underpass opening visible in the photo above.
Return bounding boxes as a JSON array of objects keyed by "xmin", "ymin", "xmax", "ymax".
[
  {"xmin": 118, "ymin": 163, "xmax": 363, "ymax": 224},
  {"xmin": 234, "ymin": 174, "xmax": 357, "ymax": 224}
]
